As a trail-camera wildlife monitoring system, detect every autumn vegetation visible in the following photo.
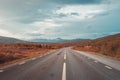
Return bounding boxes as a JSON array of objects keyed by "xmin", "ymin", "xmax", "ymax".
[
  {"xmin": 74, "ymin": 33, "xmax": 120, "ymax": 60},
  {"xmin": 0, "ymin": 43, "xmax": 59, "ymax": 66}
]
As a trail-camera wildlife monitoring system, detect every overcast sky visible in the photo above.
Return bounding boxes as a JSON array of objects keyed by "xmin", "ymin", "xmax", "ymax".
[{"xmin": 0, "ymin": 0, "xmax": 120, "ymax": 40}]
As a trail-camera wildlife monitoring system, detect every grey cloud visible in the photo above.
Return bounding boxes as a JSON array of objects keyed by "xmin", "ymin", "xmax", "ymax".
[
  {"xmin": 58, "ymin": 13, "xmax": 68, "ymax": 17},
  {"xmin": 53, "ymin": 13, "xmax": 68, "ymax": 18},
  {"xmin": 26, "ymin": 32, "xmax": 44, "ymax": 37},
  {"xmin": 0, "ymin": 0, "xmax": 119, "ymax": 40},
  {"xmin": 96, "ymin": 11, "xmax": 110, "ymax": 17},
  {"xmin": 0, "ymin": 0, "xmax": 57, "ymax": 23},
  {"xmin": 0, "ymin": 0, "xmax": 104, "ymax": 24},
  {"xmin": 52, "ymin": 0, "xmax": 103, "ymax": 4},
  {"xmin": 70, "ymin": 13, "xmax": 79, "ymax": 16},
  {"xmin": 85, "ymin": 24, "xmax": 93, "ymax": 29}
]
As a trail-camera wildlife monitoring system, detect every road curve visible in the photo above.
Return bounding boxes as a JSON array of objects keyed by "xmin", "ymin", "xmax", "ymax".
[{"xmin": 0, "ymin": 48, "xmax": 120, "ymax": 80}]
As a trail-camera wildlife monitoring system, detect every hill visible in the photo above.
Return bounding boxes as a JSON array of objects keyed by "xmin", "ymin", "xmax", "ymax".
[
  {"xmin": 74, "ymin": 33, "xmax": 120, "ymax": 59},
  {"xmin": 0, "ymin": 36, "xmax": 25, "ymax": 44}
]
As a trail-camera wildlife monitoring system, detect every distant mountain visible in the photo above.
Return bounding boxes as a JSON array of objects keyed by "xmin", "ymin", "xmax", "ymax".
[
  {"xmin": 30, "ymin": 38, "xmax": 89, "ymax": 43},
  {"xmin": 0, "ymin": 36, "xmax": 89, "ymax": 43},
  {"xmin": 0, "ymin": 36, "xmax": 25, "ymax": 44}
]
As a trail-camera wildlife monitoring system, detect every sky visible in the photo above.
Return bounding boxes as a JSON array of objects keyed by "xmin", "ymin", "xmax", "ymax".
[{"xmin": 0, "ymin": 0, "xmax": 120, "ymax": 40}]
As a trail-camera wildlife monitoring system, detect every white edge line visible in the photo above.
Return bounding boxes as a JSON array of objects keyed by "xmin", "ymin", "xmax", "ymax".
[
  {"xmin": 74, "ymin": 50, "xmax": 115, "ymax": 70},
  {"xmin": 18, "ymin": 61, "xmax": 26, "ymax": 65},
  {"xmin": 94, "ymin": 60, "xmax": 98, "ymax": 63},
  {"xmin": 105, "ymin": 66, "xmax": 112, "ymax": 69},
  {"xmin": 0, "ymin": 70, "xmax": 4, "ymax": 72}
]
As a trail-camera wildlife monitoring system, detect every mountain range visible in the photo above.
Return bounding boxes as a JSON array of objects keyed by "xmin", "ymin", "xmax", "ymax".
[
  {"xmin": 0, "ymin": 36, "xmax": 89, "ymax": 43},
  {"xmin": 0, "ymin": 33, "xmax": 119, "ymax": 44},
  {"xmin": 29, "ymin": 38, "xmax": 89, "ymax": 43}
]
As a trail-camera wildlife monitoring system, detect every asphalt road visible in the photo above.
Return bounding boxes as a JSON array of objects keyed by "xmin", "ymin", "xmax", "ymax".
[{"xmin": 0, "ymin": 48, "xmax": 120, "ymax": 80}]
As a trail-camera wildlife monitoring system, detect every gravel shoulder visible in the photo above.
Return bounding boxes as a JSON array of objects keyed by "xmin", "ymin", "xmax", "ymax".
[{"xmin": 74, "ymin": 49, "xmax": 120, "ymax": 71}]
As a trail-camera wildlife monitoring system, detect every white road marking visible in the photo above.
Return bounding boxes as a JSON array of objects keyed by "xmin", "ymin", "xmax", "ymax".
[
  {"xmin": 94, "ymin": 60, "xmax": 98, "ymax": 63},
  {"xmin": 62, "ymin": 62, "xmax": 66, "ymax": 80},
  {"xmin": 18, "ymin": 61, "xmax": 26, "ymax": 65},
  {"xmin": 105, "ymin": 66, "xmax": 112, "ymax": 69},
  {"xmin": 64, "ymin": 53, "xmax": 66, "ymax": 60},
  {"xmin": 31, "ymin": 58, "xmax": 36, "ymax": 60},
  {"xmin": 0, "ymin": 70, "xmax": 4, "ymax": 72},
  {"xmin": 62, "ymin": 51, "xmax": 67, "ymax": 80}
]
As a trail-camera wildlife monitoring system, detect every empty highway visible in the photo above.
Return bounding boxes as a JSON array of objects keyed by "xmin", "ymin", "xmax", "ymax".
[{"xmin": 0, "ymin": 48, "xmax": 120, "ymax": 80}]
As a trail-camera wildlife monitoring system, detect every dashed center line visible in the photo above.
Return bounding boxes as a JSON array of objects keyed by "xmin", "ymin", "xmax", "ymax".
[
  {"xmin": 64, "ymin": 53, "xmax": 66, "ymax": 60},
  {"xmin": 105, "ymin": 66, "xmax": 112, "ymax": 69},
  {"xmin": 0, "ymin": 70, "xmax": 4, "ymax": 72},
  {"xmin": 62, "ymin": 52, "xmax": 67, "ymax": 80},
  {"xmin": 62, "ymin": 62, "xmax": 66, "ymax": 80}
]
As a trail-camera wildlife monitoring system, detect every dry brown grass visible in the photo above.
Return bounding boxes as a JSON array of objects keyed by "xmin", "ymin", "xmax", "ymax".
[
  {"xmin": 74, "ymin": 33, "xmax": 120, "ymax": 60},
  {"xmin": 0, "ymin": 43, "xmax": 57, "ymax": 66}
]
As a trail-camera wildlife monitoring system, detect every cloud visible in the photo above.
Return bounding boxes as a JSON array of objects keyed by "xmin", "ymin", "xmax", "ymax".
[
  {"xmin": 53, "ymin": 0, "xmax": 103, "ymax": 4},
  {"xmin": 26, "ymin": 32, "xmax": 44, "ymax": 36},
  {"xmin": 54, "ymin": 5, "xmax": 107, "ymax": 22},
  {"xmin": 55, "ymin": 13, "xmax": 68, "ymax": 18},
  {"xmin": 85, "ymin": 24, "xmax": 93, "ymax": 29},
  {"xmin": 56, "ymin": 5, "xmax": 105, "ymax": 15},
  {"xmin": 0, "ymin": 29, "xmax": 14, "ymax": 37},
  {"xmin": 30, "ymin": 19, "xmax": 61, "ymax": 34},
  {"xmin": 0, "ymin": 0, "xmax": 119, "ymax": 40},
  {"xmin": 63, "ymin": 32, "xmax": 120, "ymax": 39},
  {"xmin": 70, "ymin": 12, "xmax": 79, "ymax": 16},
  {"xmin": 0, "ymin": 29, "xmax": 23, "ymax": 39},
  {"xmin": 32, "ymin": 19, "xmax": 61, "ymax": 28}
]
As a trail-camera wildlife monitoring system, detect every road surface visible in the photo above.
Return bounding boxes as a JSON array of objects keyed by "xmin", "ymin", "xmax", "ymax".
[{"xmin": 0, "ymin": 48, "xmax": 120, "ymax": 80}]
